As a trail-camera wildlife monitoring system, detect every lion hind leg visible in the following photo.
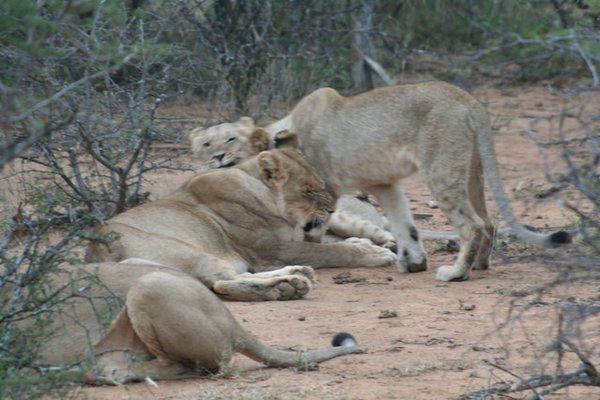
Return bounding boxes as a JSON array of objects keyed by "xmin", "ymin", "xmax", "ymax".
[
  {"xmin": 467, "ymin": 145, "xmax": 495, "ymax": 270},
  {"xmin": 434, "ymin": 196, "xmax": 485, "ymax": 282},
  {"xmin": 90, "ymin": 307, "xmax": 155, "ymax": 384},
  {"xmin": 124, "ymin": 358, "xmax": 201, "ymax": 382},
  {"xmin": 470, "ymin": 225, "xmax": 495, "ymax": 271},
  {"xmin": 87, "ymin": 356, "xmax": 194, "ymax": 385},
  {"xmin": 90, "ymin": 306, "xmax": 197, "ymax": 384},
  {"xmin": 214, "ymin": 274, "xmax": 312, "ymax": 301},
  {"xmin": 123, "ymin": 272, "xmax": 236, "ymax": 375}
]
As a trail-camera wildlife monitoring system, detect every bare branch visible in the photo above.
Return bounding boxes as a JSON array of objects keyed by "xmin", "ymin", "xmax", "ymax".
[
  {"xmin": 571, "ymin": 29, "xmax": 599, "ymax": 87},
  {"xmin": 10, "ymin": 54, "xmax": 135, "ymax": 124}
]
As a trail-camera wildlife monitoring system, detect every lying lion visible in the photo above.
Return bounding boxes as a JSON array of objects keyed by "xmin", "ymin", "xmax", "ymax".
[
  {"xmin": 187, "ymin": 120, "xmax": 469, "ymax": 249},
  {"xmin": 187, "ymin": 121, "xmax": 552, "ymax": 254},
  {"xmin": 86, "ymin": 131, "xmax": 396, "ymax": 301},
  {"xmin": 188, "ymin": 118, "xmax": 396, "ymax": 250},
  {"xmin": 13, "ymin": 259, "xmax": 362, "ymax": 384},
  {"xmin": 195, "ymin": 82, "xmax": 570, "ymax": 282}
]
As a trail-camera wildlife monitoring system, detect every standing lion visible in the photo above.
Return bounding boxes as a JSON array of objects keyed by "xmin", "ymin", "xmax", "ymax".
[{"xmin": 195, "ymin": 82, "xmax": 570, "ymax": 282}]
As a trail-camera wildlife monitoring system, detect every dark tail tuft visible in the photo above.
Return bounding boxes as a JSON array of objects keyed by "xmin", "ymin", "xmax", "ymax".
[
  {"xmin": 549, "ymin": 230, "xmax": 572, "ymax": 246},
  {"xmin": 332, "ymin": 332, "xmax": 357, "ymax": 348}
]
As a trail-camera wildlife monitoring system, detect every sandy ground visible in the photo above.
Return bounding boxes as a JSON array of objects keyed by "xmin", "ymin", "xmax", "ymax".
[{"xmin": 69, "ymin": 83, "xmax": 599, "ymax": 400}]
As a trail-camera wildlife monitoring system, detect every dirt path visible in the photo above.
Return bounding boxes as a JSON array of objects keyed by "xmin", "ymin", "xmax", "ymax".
[{"xmin": 72, "ymin": 83, "xmax": 600, "ymax": 400}]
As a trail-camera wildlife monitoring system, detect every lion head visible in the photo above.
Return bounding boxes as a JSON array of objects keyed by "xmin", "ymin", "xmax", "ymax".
[
  {"xmin": 254, "ymin": 130, "xmax": 333, "ymax": 242},
  {"xmin": 190, "ymin": 119, "xmax": 332, "ymax": 241},
  {"xmin": 188, "ymin": 117, "xmax": 268, "ymax": 169}
]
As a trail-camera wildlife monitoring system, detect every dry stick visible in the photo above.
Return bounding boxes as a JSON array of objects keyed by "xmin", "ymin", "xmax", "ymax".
[
  {"xmin": 562, "ymin": 338, "xmax": 600, "ymax": 381},
  {"xmin": 485, "ymin": 359, "xmax": 542, "ymax": 398},
  {"xmin": 459, "ymin": 358, "xmax": 600, "ymax": 399},
  {"xmin": 523, "ymin": 361, "xmax": 600, "ymax": 400},
  {"xmin": 571, "ymin": 29, "xmax": 599, "ymax": 88},
  {"xmin": 522, "ymin": 374, "xmax": 582, "ymax": 399}
]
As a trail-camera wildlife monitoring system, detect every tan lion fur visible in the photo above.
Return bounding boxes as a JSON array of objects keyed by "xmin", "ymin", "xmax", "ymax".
[
  {"xmin": 188, "ymin": 123, "xmax": 397, "ymax": 250},
  {"xmin": 197, "ymin": 82, "xmax": 569, "ymax": 282},
  {"xmin": 188, "ymin": 117, "xmax": 269, "ymax": 169},
  {"xmin": 12, "ymin": 260, "xmax": 362, "ymax": 384},
  {"xmin": 263, "ymin": 81, "xmax": 569, "ymax": 281},
  {"xmin": 86, "ymin": 132, "xmax": 396, "ymax": 301}
]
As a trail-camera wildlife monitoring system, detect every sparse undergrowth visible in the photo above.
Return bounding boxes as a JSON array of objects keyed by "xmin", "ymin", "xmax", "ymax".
[{"xmin": 1, "ymin": 1, "xmax": 599, "ymax": 398}]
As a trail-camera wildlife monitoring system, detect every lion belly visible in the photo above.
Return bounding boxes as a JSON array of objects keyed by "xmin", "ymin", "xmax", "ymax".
[
  {"xmin": 280, "ymin": 82, "xmax": 479, "ymax": 191},
  {"xmin": 300, "ymin": 123, "xmax": 421, "ymax": 190},
  {"xmin": 334, "ymin": 143, "xmax": 419, "ymax": 189}
]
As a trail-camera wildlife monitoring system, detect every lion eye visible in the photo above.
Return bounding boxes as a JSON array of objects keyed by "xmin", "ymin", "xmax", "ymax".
[
  {"xmin": 203, "ymin": 142, "xmax": 210, "ymax": 148},
  {"xmin": 226, "ymin": 137, "xmax": 236, "ymax": 143}
]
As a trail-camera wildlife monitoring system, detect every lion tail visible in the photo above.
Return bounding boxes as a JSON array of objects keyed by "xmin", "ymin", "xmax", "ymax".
[
  {"xmin": 468, "ymin": 110, "xmax": 571, "ymax": 248},
  {"xmin": 235, "ymin": 330, "xmax": 363, "ymax": 368}
]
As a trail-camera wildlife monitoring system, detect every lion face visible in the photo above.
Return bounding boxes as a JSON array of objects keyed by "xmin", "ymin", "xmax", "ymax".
[
  {"xmin": 191, "ymin": 120, "xmax": 334, "ymax": 242},
  {"xmin": 258, "ymin": 146, "xmax": 335, "ymax": 243},
  {"xmin": 295, "ymin": 180, "xmax": 335, "ymax": 243},
  {"xmin": 189, "ymin": 117, "xmax": 268, "ymax": 169}
]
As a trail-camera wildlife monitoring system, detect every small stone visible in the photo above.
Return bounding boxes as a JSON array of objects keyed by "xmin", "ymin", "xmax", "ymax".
[
  {"xmin": 459, "ymin": 301, "xmax": 476, "ymax": 312},
  {"xmin": 426, "ymin": 200, "xmax": 439, "ymax": 209},
  {"xmin": 378, "ymin": 310, "xmax": 398, "ymax": 319}
]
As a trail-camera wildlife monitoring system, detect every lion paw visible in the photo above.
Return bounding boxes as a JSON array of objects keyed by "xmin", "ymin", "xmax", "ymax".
[
  {"xmin": 436, "ymin": 265, "xmax": 469, "ymax": 282},
  {"xmin": 251, "ymin": 265, "xmax": 315, "ymax": 283},
  {"xmin": 279, "ymin": 265, "xmax": 316, "ymax": 283},
  {"xmin": 214, "ymin": 273, "xmax": 312, "ymax": 301},
  {"xmin": 344, "ymin": 237, "xmax": 398, "ymax": 267},
  {"xmin": 344, "ymin": 237, "xmax": 373, "ymax": 245},
  {"xmin": 381, "ymin": 239, "xmax": 398, "ymax": 254},
  {"xmin": 372, "ymin": 231, "xmax": 396, "ymax": 247},
  {"xmin": 275, "ymin": 275, "xmax": 312, "ymax": 300}
]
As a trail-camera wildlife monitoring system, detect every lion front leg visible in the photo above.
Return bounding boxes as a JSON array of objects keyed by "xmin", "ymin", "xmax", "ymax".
[
  {"xmin": 272, "ymin": 239, "xmax": 397, "ymax": 269},
  {"xmin": 187, "ymin": 256, "xmax": 314, "ymax": 301},
  {"xmin": 250, "ymin": 265, "xmax": 316, "ymax": 283},
  {"xmin": 328, "ymin": 210, "xmax": 397, "ymax": 251},
  {"xmin": 368, "ymin": 184, "xmax": 428, "ymax": 273},
  {"xmin": 213, "ymin": 271, "xmax": 313, "ymax": 301}
]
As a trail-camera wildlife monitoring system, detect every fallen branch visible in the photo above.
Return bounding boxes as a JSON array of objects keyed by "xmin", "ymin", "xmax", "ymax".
[{"xmin": 458, "ymin": 346, "xmax": 600, "ymax": 400}]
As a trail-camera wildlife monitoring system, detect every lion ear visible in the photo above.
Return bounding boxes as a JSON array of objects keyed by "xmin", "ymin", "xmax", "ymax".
[
  {"xmin": 257, "ymin": 151, "xmax": 288, "ymax": 187},
  {"xmin": 235, "ymin": 116, "xmax": 255, "ymax": 127},
  {"xmin": 187, "ymin": 126, "xmax": 205, "ymax": 143},
  {"xmin": 248, "ymin": 128, "xmax": 270, "ymax": 154},
  {"xmin": 273, "ymin": 130, "xmax": 300, "ymax": 149}
]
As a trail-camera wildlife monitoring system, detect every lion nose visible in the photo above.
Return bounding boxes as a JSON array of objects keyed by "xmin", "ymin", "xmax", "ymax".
[
  {"xmin": 303, "ymin": 219, "xmax": 322, "ymax": 232},
  {"xmin": 213, "ymin": 153, "xmax": 225, "ymax": 162},
  {"xmin": 407, "ymin": 260, "xmax": 427, "ymax": 273}
]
